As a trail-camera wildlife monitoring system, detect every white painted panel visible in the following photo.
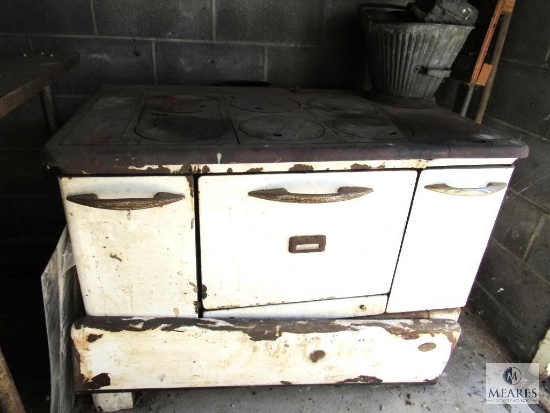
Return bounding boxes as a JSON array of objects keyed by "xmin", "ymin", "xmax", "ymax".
[
  {"xmin": 60, "ymin": 176, "xmax": 196, "ymax": 317},
  {"xmin": 72, "ymin": 317, "xmax": 460, "ymax": 390},
  {"xmin": 92, "ymin": 393, "xmax": 133, "ymax": 412},
  {"xmin": 387, "ymin": 167, "xmax": 513, "ymax": 313},
  {"xmin": 204, "ymin": 295, "xmax": 387, "ymax": 318},
  {"xmin": 199, "ymin": 171, "xmax": 416, "ymax": 309}
]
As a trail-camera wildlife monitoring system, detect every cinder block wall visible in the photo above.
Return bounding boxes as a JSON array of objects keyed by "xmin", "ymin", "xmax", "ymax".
[{"xmin": 468, "ymin": 0, "xmax": 550, "ymax": 361}]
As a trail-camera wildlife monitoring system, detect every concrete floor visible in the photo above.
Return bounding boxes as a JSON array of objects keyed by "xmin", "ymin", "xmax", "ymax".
[{"xmin": 75, "ymin": 309, "xmax": 547, "ymax": 413}]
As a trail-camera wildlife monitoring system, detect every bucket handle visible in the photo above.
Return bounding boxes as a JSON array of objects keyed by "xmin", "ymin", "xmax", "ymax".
[{"xmin": 414, "ymin": 66, "xmax": 452, "ymax": 78}]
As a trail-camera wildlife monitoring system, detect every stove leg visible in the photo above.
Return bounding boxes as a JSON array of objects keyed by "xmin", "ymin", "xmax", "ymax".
[
  {"xmin": 92, "ymin": 392, "xmax": 134, "ymax": 412},
  {"xmin": 39, "ymin": 85, "xmax": 60, "ymax": 135}
]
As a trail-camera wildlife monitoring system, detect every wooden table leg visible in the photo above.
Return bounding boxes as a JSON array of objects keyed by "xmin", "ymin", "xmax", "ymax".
[
  {"xmin": 39, "ymin": 85, "xmax": 59, "ymax": 135},
  {"xmin": 0, "ymin": 346, "xmax": 25, "ymax": 413}
]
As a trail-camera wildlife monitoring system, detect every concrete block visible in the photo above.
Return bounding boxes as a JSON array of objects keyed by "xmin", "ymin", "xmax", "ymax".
[
  {"xmin": 156, "ymin": 42, "xmax": 264, "ymax": 85},
  {"xmin": 502, "ymin": 0, "xmax": 550, "ymax": 66},
  {"xmin": 323, "ymin": 0, "xmax": 363, "ymax": 47},
  {"xmin": 0, "ymin": 35, "xmax": 30, "ymax": 52},
  {"xmin": 467, "ymin": 282, "xmax": 502, "ymax": 327},
  {"xmin": 13, "ymin": 196, "xmax": 66, "ymax": 240},
  {"xmin": 95, "ymin": 0, "xmax": 212, "ymax": 39},
  {"xmin": 476, "ymin": 239, "xmax": 550, "ymax": 360},
  {"xmin": 267, "ymin": 46, "xmax": 363, "ymax": 89},
  {"xmin": 491, "ymin": 191, "xmax": 544, "ymax": 259},
  {"xmin": 0, "ymin": 0, "xmax": 93, "ymax": 34},
  {"xmin": 483, "ymin": 116, "xmax": 550, "ymax": 211},
  {"xmin": 0, "ymin": 200, "xmax": 21, "ymax": 240},
  {"xmin": 496, "ymin": 313, "xmax": 543, "ymax": 361},
  {"xmin": 487, "ymin": 61, "xmax": 550, "ymax": 139},
  {"xmin": 216, "ymin": 0, "xmax": 324, "ymax": 44},
  {"xmin": 526, "ymin": 217, "xmax": 550, "ymax": 284},
  {"xmin": 31, "ymin": 37, "xmax": 154, "ymax": 95}
]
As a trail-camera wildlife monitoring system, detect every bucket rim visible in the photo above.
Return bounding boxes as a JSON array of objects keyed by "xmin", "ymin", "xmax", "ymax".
[{"xmin": 365, "ymin": 21, "xmax": 475, "ymax": 30}]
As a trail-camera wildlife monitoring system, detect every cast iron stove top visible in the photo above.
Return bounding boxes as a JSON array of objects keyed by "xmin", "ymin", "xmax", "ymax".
[{"xmin": 44, "ymin": 85, "xmax": 528, "ymax": 175}]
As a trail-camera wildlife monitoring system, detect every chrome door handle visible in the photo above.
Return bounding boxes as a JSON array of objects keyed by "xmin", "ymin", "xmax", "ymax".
[
  {"xmin": 248, "ymin": 187, "xmax": 373, "ymax": 203},
  {"xmin": 66, "ymin": 192, "xmax": 185, "ymax": 210},
  {"xmin": 424, "ymin": 182, "xmax": 507, "ymax": 196}
]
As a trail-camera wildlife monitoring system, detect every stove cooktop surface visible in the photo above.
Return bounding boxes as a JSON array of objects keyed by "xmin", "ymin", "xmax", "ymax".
[{"xmin": 45, "ymin": 85, "xmax": 528, "ymax": 174}]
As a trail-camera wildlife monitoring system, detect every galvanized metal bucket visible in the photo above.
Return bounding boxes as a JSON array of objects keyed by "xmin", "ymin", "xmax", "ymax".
[{"xmin": 359, "ymin": 5, "xmax": 473, "ymax": 99}]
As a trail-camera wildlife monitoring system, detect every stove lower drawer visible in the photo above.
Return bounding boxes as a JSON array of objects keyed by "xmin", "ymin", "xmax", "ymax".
[
  {"xmin": 72, "ymin": 316, "xmax": 460, "ymax": 391},
  {"xmin": 60, "ymin": 176, "xmax": 196, "ymax": 317},
  {"xmin": 199, "ymin": 171, "xmax": 416, "ymax": 309}
]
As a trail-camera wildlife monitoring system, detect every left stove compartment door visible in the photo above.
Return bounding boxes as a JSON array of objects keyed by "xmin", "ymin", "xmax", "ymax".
[{"xmin": 60, "ymin": 176, "xmax": 197, "ymax": 317}]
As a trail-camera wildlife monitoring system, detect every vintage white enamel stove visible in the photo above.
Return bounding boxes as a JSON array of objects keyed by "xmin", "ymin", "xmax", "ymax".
[{"xmin": 45, "ymin": 85, "xmax": 527, "ymax": 409}]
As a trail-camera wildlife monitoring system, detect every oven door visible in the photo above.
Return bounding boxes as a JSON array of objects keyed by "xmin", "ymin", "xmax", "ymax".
[
  {"xmin": 60, "ymin": 176, "xmax": 196, "ymax": 317},
  {"xmin": 198, "ymin": 171, "xmax": 416, "ymax": 310}
]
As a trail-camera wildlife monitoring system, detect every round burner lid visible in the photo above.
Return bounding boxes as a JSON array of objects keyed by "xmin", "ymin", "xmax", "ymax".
[
  {"xmin": 135, "ymin": 117, "xmax": 224, "ymax": 142},
  {"xmin": 145, "ymin": 94, "xmax": 216, "ymax": 113},
  {"xmin": 240, "ymin": 116, "xmax": 325, "ymax": 141},
  {"xmin": 332, "ymin": 116, "xmax": 406, "ymax": 140},
  {"xmin": 231, "ymin": 96, "xmax": 300, "ymax": 113},
  {"xmin": 308, "ymin": 96, "xmax": 376, "ymax": 115}
]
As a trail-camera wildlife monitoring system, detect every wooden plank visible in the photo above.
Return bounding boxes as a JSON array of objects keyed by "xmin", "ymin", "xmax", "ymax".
[
  {"xmin": 502, "ymin": 0, "xmax": 516, "ymax": 14},
  {"xmin": 0, "ymin": 51, "xmax": 79, "ymax": 118},
  {"xmin": 72, "ymin": 317, "xmax": 461, "ymax": 391},
  {"xmin": 470, "ymin": 0, "xmax": 506, "ymax": 84},
  {"xmin": 475, "ymin": 63, "xmax": 494, "ymax": 86}
]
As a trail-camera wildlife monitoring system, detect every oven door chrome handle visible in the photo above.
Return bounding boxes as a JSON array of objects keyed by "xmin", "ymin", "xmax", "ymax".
[
  {"xmin": 424, "ymin": 182, "xmax": 507, "ymax": 196},
  {"xmin": 248, "ymin": 187, "xmax": 373, "ymax": 203},
  {"xmin": 66, "ymin": 192, "xmax": 185, "ymax": 210}
]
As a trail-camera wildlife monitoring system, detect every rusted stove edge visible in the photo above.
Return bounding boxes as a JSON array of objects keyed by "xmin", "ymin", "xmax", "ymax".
[
  {"xmin": 72, "ymin": 316, "xmax": 460, "ymax": 342},
  {"xmin": 74, "ymin": 378, "xmax": 441, "ymax": 395}
]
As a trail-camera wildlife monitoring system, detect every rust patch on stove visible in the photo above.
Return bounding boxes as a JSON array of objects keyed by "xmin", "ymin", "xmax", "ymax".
[
  {"xmin": 201, "ymin": 284, "xmax": 208, "ymax": 299},
  {"xmin": 186, "ymin": 176, "xmax": 194, "ymax": 198},
  {"xmin": 75, "ymin": 317, "xmax": 361, "ymax": 342},
  {"xmin": 227, "ymin": 167, "xmax": 233, "ymax": 173},
  {"xmin": 201, "ymin": 165, "xmax": 210, "ymax": 174},
  {"xmin": 309, "ymin": 350, "xmax": 326, "ymax": 363},
  {"xmin": 280, "ymin": 381, "xmax": 293, "ymax": 385},
  {"xmin": 82, "ymin": 373, "xmax": 111, "ymax": 390},
  {"xmin": 337, "ymin": 375, "xmax": 383, "ymax": 384},
  {"xmin": 87, "ymin": 334, "xmax": 103, "ymax": 343},
  {"xmin": 288, "ymin": 164, "xmax": 314, "ymax": 172},
  {"xmin": 376, "ymin": 163, "xmax": 386, "ymax": 169},
  {"xmin": 418, "ymin": 342, "xmax": 437, "ymax": 352},
  {"xmin": 246, "ymin": 167, "xmax": 263, "ymax": 172},
  {"xmin": 350, "ymin": 163, "xmax": 372, "ymax": 170},
  {"xmin": 109, "ymin": 253, "xmax": 122, "ymax": 262}
]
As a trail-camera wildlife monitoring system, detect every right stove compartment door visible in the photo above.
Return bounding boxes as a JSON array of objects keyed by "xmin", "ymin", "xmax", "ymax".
[{"xmin": 386, "ymin": 166, "xmax": 514, "ymax": 313}]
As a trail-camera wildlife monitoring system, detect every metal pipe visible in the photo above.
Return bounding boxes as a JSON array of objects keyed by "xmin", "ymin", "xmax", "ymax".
[
  {"xmin": 459, "ymin": 83, "xmax": 475, "ymax": 117},
  {"xmin": 39, "ymin": 85, "xmax": 60, "ymax": 135},
  {"xmin": 474, "ymin": 12, "xmax": 513, "ymax": 124}
]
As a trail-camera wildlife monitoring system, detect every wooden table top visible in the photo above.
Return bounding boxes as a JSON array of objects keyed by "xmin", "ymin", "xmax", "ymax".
[{"xmin": 0, "ymin": 51, "xmax": 79, "ymax": 118}]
